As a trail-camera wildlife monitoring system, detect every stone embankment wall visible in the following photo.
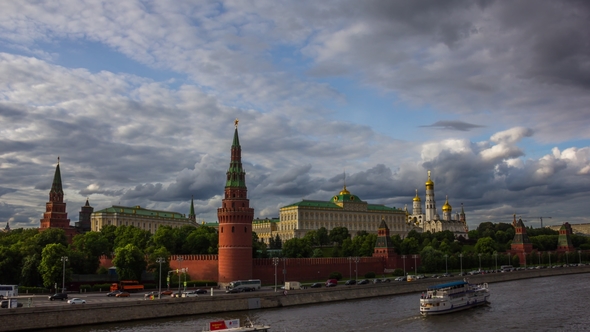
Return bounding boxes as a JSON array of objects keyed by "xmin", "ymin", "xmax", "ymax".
[{"xmin": 2, "ymin": 266, "xmax": 589, "ymax": 331}]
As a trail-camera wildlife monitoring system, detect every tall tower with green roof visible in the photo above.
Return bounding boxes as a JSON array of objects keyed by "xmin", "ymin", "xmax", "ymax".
[{"xmin": 217, "ymin": 119, "xmax": 254, "ymax": 285}]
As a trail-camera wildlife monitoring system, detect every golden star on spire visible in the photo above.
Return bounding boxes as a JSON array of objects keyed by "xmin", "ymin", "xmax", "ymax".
[{"xmin": 234, "ymin": 118, "xmax": 239, "ymax": 128}]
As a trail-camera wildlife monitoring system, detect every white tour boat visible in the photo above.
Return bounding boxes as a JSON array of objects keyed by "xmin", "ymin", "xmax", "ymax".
[
  {"xmin": 419, "ymin": 279, "xmax": 489, "ymax": 316},
  {"xmin": 203, "ymin": 318, "xmax": 271, "ymax": 331}
]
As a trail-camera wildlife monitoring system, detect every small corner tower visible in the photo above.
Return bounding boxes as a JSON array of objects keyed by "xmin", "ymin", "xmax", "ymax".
[
  {"xmin": 556, "ymin": 222, "xmax": 574, "ymax": 252},
  {"xmin": 373, "ymin": 217, "xmax": 396, "ymax": 258},
  {"xmin": 217, "ymin": 119, "xmax": 255, "ymax": 285},
  {"xmin": 77, "ymin": 198, "xmax": 93, "ymax": 233},
  {"xmin": 510, "ymin": 214, "xmax": 533, "ymax": 262}
]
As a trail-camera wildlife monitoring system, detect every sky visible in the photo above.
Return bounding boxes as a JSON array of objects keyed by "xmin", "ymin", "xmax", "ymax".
[{"xmin": 1, "ymin": 0, "xmax": 590, "ymax": 231}]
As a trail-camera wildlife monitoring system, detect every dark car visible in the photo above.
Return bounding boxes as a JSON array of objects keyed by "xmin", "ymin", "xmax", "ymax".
[
  {"xmin": 160, "ymin": 290, "xmax": 174, "ymax": 296},
  {"xmin": 195, "ymin": 289, "xmax": 208, "ymax": 294},
  {"xmin": 357, "ymin": 279, "xmax": 370, "ymax": 285},
  {"xmin": 381, "ymin": 278, "xmax": 391, "ymax": 283},
  {"xmin": 344, "ymin": 279, "xmax": 356, "ymax": 285},
  {"xmin": 326, "ymin": 282, "xmax": 337, "ymax": 287},
  {"xmin": 107, "ymin": 290, "xmax": 122, "ymax": 297},
  {"xmin": 310, "ymin": 283, "xmax": 322, "ymax": 288},
  {"xmin": 226, "ymin": 288, "xmax": 242, "ymax": 293},
  {"xmin": 48, "ymin": 293, "xmax": 68, "ymax": 301},
  {"xmin": 242, "ymin": 287, "xmax": 256, "ymax": 292}
]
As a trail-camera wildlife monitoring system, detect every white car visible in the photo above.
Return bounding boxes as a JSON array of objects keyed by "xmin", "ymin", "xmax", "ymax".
[{"xmin": 67, "ymin": 298, "xmax": 86, "ymax": 304}]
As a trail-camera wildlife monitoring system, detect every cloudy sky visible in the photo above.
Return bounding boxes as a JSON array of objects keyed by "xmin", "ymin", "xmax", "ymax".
[{"xmin": 1, "ymin": 0, "xmax": 589, "ymax": 231}]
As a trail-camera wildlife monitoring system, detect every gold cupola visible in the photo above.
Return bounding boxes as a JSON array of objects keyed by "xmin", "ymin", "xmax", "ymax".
[
  {"xmin": 339, "ymin": 185, "xmax": 350, "ymax": 196},
  {"xmin": 425, "ymin": 170, "xmax": 434, "ymax": 188},
  {"xmin": 442, "ymin": 195, "xmax": 452, "ymax": 212},
  {"xmin": 413, "ymin": 189, "xmax": 421, "ymax": 201}
]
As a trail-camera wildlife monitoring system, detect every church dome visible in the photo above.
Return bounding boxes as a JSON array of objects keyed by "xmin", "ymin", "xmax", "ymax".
[
  {"xmin": 413, "ymin": 189, "xmax": 421, "ymax": 202},
  {"xmin": 442, "ymin": 197, "xmax": 452, "ymax": 212},
  {"xmin": 425, "ymin": 171, "xmax": 434, "ymax": 188}
]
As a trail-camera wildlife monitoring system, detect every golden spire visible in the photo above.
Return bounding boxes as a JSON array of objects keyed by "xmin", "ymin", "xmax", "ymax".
[
  {"xmin": 425, "ymin": 170, "xmax": 434, "ymax": 187},
  {"xmin": 234, "ymin": 118, "xmax": 239, "ymax": 128}
]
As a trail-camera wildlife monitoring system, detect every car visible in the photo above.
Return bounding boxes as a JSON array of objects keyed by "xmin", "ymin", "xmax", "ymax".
[
  {"xmin": 195, "ymin": 289, "xmax": 208, "ymax": 294},
  {"xmin": 310, "ymin": 283, "xmax": 322, "ymax": 288},
  {"xmin": 107, "ymin": 290, "xmax": 122, "ymax": 297},
  {"xmin": 160, "ymin": 290, "xmax": 174, "ymax": 295},
  {"xmin": 441, "ymin": 273, "xmax": 453, "ymax": 277},
  {"xmin": 372, "ymin": 279, "xmax": 382, "ymax": 284},
  {"xmin": 394, "ymin": 276, "xmax": 406, "ymax": 281},
  {"xmin": 225, "ymin": 288, "xmax": 242, "ymax": 293},
  {"xmin": 48, "ymin": 293, "xmax": 68, "ymax": 301},
  {"xmin": 1, "ymin": 300, "xmax": 23, "ymax": 308},
  {"xmin": 67, "ymin": 298, "xmax": 86, "ymax": 304},
  {"xmin": 242, "ymin": 287, "xmax": 256, "ymax": 292},
  {"xmin": 183, "ymin": 291, "xmax": 199, "ymax": 297},
  {"xmin": 116, "ymin": 292, "xmax": 130, "ymax": 297},
  {"xmin": 357, "ymin": 279, "xmax": 370, "ymax": 285},
  {"xmin": 326, "ymin": 282, "xmax": 337, "ymax": 287},
  {"xmin": 144, "ymin": 291, "xmax": 159, "ymax": 298},
  {"xmin": 344, "ymin": 279, "xmax": 356, "ymax": 285},
  {"xmin": 381, "ymin": 278, "xmax": 391, "ymax": 283},
  {"xmin": 171, "ymin": 292, "xmax": 184, "ymax": 298}
]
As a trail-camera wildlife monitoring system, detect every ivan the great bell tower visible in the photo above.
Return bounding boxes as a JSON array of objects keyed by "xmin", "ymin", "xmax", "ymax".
[{"xmin": 217, "ymin": 119, "xmax": 254, "ymax": 285}]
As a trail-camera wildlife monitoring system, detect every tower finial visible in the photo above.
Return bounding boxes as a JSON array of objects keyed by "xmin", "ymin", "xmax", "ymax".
[
  {"xmin": 234, "ymin": 118, "xmax": 239, "ymax": 128},
  {"xmin": 57, "ymin": 156, "xmax": 60, "ymax": 165}
]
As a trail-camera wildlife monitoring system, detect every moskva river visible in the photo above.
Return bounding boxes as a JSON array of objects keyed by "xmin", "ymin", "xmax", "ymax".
[{"xmin": 55, "ymin": 273, "xmax": 589, "ymax": 332}]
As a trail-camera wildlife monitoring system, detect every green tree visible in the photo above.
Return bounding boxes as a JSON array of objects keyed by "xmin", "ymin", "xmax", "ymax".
[
  {"xmin": 112, "ymin": 244, "xmax": 147, "ymax": 281},
  {"xmin": 114, "ymin": 226, "xmax": 151, "ymax": 252},
  {"xmin": 99, "ymin": 224, "xmax": 117, "ymax": 256},
  {"xmin": 419, "ymin": 246, "xmax": 444, "ymax": 273},
  {"xmin": 39, "ymin": 243, "xmax": 70, "ymax": 289},
  {"xmin": 252, "ymin": 232, "xmax": 268, "ymax": 258},
  {"xmin": 303, "ymin": 230, "xmax": 319, "ymax": 246},
  {"xmin": 282, "ymin": 238, "xmax": 313, "ymax": 258},
  {"xmin": 329, "ymin": 227, "xmax": 350, "ymax": 247},
  {"xmin": 400, "ymin": 237, "xmax": 420, "ymax": 254},
  {"xmin": 146, "ymin": 247, "xmax": 171, "ymax": 287},
  {"xmin": 474, "ymin": 237, "xmax": 497, "ymax": 254},
  {"xmin": 317, "ymin": 227, "xmax": 330, "ymax": 247}
]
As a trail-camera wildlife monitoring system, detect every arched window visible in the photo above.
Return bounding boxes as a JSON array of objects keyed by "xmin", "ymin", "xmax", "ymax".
[
  {"xmin": 232, "ymin": 226, "xmax": 235, "ymax": 232},
  {"xmin": 244, "ymin": 227, "xmax": 247, "ymax": 233},
  {"xmin": 221, "ymin": 227, "xmax": 224, "ymax": 233}
]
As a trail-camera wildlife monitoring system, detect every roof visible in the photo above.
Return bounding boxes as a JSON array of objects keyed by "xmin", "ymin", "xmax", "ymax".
[
  {"xmin": 427, "ymin": 280, "xmax": 468, "ymax": 290},
  {"xmin": 282, "ymin": 199, "xmax": 403, "ymax": 212},
  {"xmin": 93, "ymin": 205, "xmax": 188, "ymax": 219}
]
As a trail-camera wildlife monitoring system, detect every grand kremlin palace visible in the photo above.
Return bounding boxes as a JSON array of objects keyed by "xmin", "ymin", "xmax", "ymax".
[{"xmin": 253, "ymin": 185, "xmax": 413, "ymax": 245}]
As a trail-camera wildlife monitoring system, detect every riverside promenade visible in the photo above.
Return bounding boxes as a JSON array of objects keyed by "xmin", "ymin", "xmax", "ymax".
[{"xmin": 2, "ymin": 266, "xmax": 589, "ymax": 331}]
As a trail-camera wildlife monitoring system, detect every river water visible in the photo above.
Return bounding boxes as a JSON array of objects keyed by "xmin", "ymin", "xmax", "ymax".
[{"xmin": 54, "ymin": 273, "xmax": 589, "ymax": 332}]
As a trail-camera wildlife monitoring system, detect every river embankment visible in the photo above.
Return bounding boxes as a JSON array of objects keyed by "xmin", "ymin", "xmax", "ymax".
[{"xmin": 2, "ymin": 266, "xmax": 589, "ymax": 331}]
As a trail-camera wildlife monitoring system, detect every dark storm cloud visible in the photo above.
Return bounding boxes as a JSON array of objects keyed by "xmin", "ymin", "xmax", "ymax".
[
  {"xmin": 420, "ymin": 121, "xmax": 485, "ymax": 131},
  {"xmin": 0, "ymin": 187, "xmax": 16, "ymax": 197}
]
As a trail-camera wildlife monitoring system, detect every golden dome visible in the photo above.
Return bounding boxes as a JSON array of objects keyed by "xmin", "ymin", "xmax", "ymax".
[
  {"xmin": 339, "ymin": 185, "xmax": 350, "ymax": 196},
  {"xmin": 413, "ymin": 189, "xmax": 421, "ymax": 201},
  {"xmin": 425, "ymin": 170, "xmax": 434, "ymax": 187},
  {"xmin": 442, "ymin": 196, "xmax": 452, "ymax": 212}
]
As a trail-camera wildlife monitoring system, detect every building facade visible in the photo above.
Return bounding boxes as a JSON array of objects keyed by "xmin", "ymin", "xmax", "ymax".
[
  {"xmin": 407, "ymin": 171, "xmax": 469, "ymax": 238},
  {"xmin": 90, "ymin": 204, "xmax": 197, "ymax": 234},
  {"xmin": 256, "ymin": 185, "xmax": 408, "ymax": 245}
]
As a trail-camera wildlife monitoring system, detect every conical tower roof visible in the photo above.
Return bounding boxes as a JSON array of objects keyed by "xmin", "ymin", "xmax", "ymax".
[
  {"xmin": 51, "ymin": 157, "xmax": 64, "ymax": 195},
  {"xmin": 225, "ymin": 119, "xmax": 247, "ymax": 188}
]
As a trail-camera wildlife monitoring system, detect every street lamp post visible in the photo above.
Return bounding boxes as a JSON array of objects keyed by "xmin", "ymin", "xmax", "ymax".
[
  {"xmin": 444, "ymin": 254, "xmax": 448, "ymax": 274},
  {"xmin": 566, "ymin": 251, "xmax": 569, "ymax": 265},
  {"xmin": 523, "ymin": 253, "xmax": 527, "ymax": 269},
  {"xmin": 478, "ymin": 253, "xmax": 482, "ymax": 271},
  {"xmin": 60, "ymin": 256, "xmax": 68, "ymax": 293},
  {"xmin": 272, "ymin": 257, "xmax": 279, "ymax": 292},
  {"xmin": 401, "ymin": 255, "xmax": 407, "ymax": 276},
  {"xmin": 354, "ymin": 257, "xmax": 360, "ymax": 281},
  {"xmin": 348, "ymin": 257, "xmax": 352, "ymax": 281},
  {"xmin": 549, "ymin": 251, "xmax": 551, "ymax": 267},
  {"xmin": 578, "ymin": 250, "xmax": 582, "ymax": 265},
  {"xmin": 538, "ymin": 252, "xmax": 541, "ymax": 266},
  {"xmin": 156, "ymin": 257, "xmax": 165, "ymax": 299},
  {"xmin": 177, "ymin": 256, "xmax": 183, "ymax": 295},
  {"xmin": 183, "ymin": 268, "xmax": 188, "ymax": 292},
  {"xmin": 493, "ymin": 251, "xmax": 498, "ymax": 271},
  {"xmin": 412, "ymin": 255, "xmax": 418, "ymax": 275},
  {"xmin": 459, "ymin": 253, "xmax": 463, "ymax": 275}
]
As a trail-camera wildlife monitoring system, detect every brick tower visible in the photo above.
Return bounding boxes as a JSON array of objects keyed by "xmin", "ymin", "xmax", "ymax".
[
  {"xmin": 510, "ymin": 214, "xmax": 532, "ymax": 263},
  {"xmin": 40, "ymin": 157, "xmax": 76, "ymax": 241},
  {"xmin": 217, "ymin": 119, "xmax": 254, "ymax": 285},
  {"xmin": 556, "ymin": 222, "xmax": 574, "ymax": 252}
]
